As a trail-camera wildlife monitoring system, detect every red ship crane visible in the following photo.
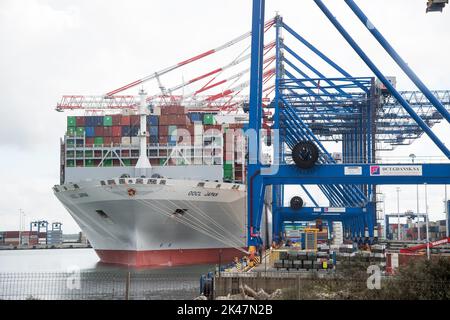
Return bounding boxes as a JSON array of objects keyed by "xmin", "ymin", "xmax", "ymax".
[
  {"xmin": 56, "ymin": 18, "xmax": 276, "ymax": 113},
  {"xmin": 399, "ymin": 237, "xmax": 450, "ymax": 253}
]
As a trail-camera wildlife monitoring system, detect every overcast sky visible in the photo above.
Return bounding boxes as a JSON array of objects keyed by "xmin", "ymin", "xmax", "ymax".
[{"xmin": 0, "ymin": 0, "xmax": 449, "ymax": 233}]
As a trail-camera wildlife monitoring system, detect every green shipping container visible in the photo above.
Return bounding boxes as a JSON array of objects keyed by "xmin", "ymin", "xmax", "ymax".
[
  {"xmin": 102, "ymin": 159, "xmax": 112, "ymax": 167},
  {"xmin": 223, "ymin": 163, "xmax": 233, "ymax": 171},
  {"xmin": 224, "ymin": 171, "xmax": 233, "ymax": 180},
  {"xmin": 85, "ymin": 150, "xmax": 93, "ymax": 158},
  {"xmin": 203, "ymin": 114, "xmax": 214, "ymax": 125},
  {"xmin": 67, "ymin": 127, "xmax": 75, "ymax": 136},
  {"xmin": 66, "ymin": 150, "xmax": 74, "ymax": 158},
  {"xmin": 94, "ymin": 137, "xmax": 104, "ymax": 146},
  {"xmin": 67, "ymin": 116, "xmax": 76, "ymax": 128},
  {"xmin": 159, "ymin": 158, "xmax": 167, "ymax": 165},
  {"xmin": 85, "ymin": 159, "xmax": 95, "ymax": 167},
  {"xmin": 66, "ymin": 160, "xmax": 75, "ymax": 167},
  {"xmin": 103, "ymin": 116, "xmax": 113, "ymax": 126},
  {"xmin": 76, "ymin": 151, "xmax": 84, "ymax": 158},
  {"xmin": 122, "ymin": 159, "xmax": 131, "ymax": 166},
  {"xmin": 75, "ymin": 127, "xmax": 85, "ymax": 137},
  {"xmin": 66, "ymin": 139, "xmax": 75, "ymax": 147}
]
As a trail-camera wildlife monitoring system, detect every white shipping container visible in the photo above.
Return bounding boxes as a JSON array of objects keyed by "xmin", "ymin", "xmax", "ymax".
[
  {"xmin": 131, "ymin": 137, "xmax": 140, "ymax": 146},
  {"xmin": 121, "ymin": 137, "xmax": 131, "ymax": 145}
]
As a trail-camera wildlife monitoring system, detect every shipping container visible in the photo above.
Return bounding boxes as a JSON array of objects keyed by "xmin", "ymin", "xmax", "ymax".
[
  {"xmin": 149, "ymin": 136, "xmax": 158, "ymax": 144},
  {"xmin": 203, "ymin": 114, "xmax": 215, "ymax": 125},
  {"xmin": 121, "ymin": 115, "xmax": 131, "ymax": 126},
  {"xmin": 112, "ymin": 137, "xmax": 121, "ymax": 145},
  {"xmin": 130, "ymin": 115, "xmax": 140, "ymax": 126},
  {"xmin": 112, "ymin": 114, "xmax": 122, "ymax": 125},
  {"xmin": 75, "ymin": 127, "xmax": 85, "ymax": 137},
  {"xmin": 188, "ymin": 113, "xmax": 203, "ymax": 122},
  {"xmin": 4, "ymin": 231, "xmax": 20, "ymax": 238},
  {"xmin": 67, "ymin": 127, "xmax": 75, "ymax": 136},
  {"xmin": 147, "ymin": 115, "xmax": 159, "ymax": 126},
  {"xmin": 66, "ymin": 160, "xmax": 75, "ymax": 167},
  {"xmin": 122, "ymin": 126, "xmax": 131, "ymax": 136},
  {"xmin": 104, "ymin": 137, "xmax": 113, "ymax": 145},
  {"xmin": 67, "ymin": 116, "xmax": 76, "ymax": 127},
  {"xmin": 103, "ymin": 159, "xmax": 113, "ymax": 167},
  {"xmin": 94, "ymin": 116, "xmax": 103, "ymax": 126},
  {"xmin": 85, "ymin": 137, "xmax": 94, "ymax": 147},
  {"xmin": 103, "ymin": 126, "xmax": 112, "ymax": 137},
  {"xmin": 149, "ymin": 126, "xmax": 159, "ymax": 136},
  {"xmin": 94, "ymin": 126, "xmax": 104, "ymax": 136},
  {"xmin": 159, "ymin": 135, "xmax": 168, "ymax": 144},
  {"xmin": 121, "ymin": 137, "xmax": 131, "ymax": 145},
  {"xmin": 85, "ymin": 150, "xmax": 93, "ymax": 158},
  {"xmin": 75, "ymin": 116, "xmax": 85, "ymax": 126},
  {"xmin": 85, "ymin": 116, "xmax": 95, "ymax": 127},
  {"xmin": 85, "ymin": 159, "xmax": 95, "ymax": 167},
  {"xmin": 94, "ymin": 137, "xmax": 104, "ymax": 146},
  {"xmin": 130, "ymin": 126, "xmax": 139, "ymax": 136},
  {"xmin": 103, "ymin": 116, "xmax": 113, "ymax": 126},
  {"xmin": 112, "ymin": 126, "xmax": 122, "ymax": 137},
  {"xmin": 85, "ymin": 127, "xmax": 95, "ymax": 137},
  {"xmin": 131, "ymin": 137, "xmax": 140, "ymax": 145}
]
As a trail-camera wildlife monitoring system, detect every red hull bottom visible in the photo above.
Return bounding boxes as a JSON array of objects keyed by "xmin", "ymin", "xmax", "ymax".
[{"xmin": 95, "ymin": 248, "xmax": 245, "ymax": 267}]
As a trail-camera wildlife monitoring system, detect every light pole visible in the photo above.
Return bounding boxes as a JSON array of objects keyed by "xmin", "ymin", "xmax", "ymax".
[
  {"xmin": 409, "ymin": 154, "xmax": 420, "ymax": 241},
  {"xmin": 446, "ymin": 184, "xmax": 448, "ymax": 238},
  {"xmin": 381, "ymin": 193, "xmax": 387, "ymax": 239},
  {"xmin": 424, "ymin": 183, "xmax": 430, "ymax": 260},
  {"xmin": 18, "ymin": 209, "xmax": 24, "ymax": 246},
  {"xmin": 396, "ymin": 187, "xmax": 401, "ymax": 240}
]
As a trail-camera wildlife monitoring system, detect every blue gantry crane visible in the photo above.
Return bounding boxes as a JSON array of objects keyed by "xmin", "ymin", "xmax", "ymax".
[{"xmin": 246, "ymin": 0, "xmax": 450, "ymax": 252}]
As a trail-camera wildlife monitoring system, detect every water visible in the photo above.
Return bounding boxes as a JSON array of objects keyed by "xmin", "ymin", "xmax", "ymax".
[{"xmin": 0, "ymin": 249, "xmax": 215, "ymax": 300}]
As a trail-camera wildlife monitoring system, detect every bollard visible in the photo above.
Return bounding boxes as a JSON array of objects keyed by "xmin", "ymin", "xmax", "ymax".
[{"xmin": 125, "ymin": 271, "xmax": 131, "ymax": 300}]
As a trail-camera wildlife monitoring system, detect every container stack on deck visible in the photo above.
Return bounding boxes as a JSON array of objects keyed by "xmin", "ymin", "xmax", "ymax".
[{"xmin": 63, "ymin": 106, "xmax": 247, "ymax": 182}]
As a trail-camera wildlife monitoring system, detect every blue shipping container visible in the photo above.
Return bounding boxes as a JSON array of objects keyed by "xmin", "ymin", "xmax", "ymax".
[
  {"xmin": 147, "ymin": 115, "xmax": 159, "ymax": 126},
  {"xmin": 149, "ymin": 126, "xmax": 159, "ymax": 136},
  {"xmin": 130, "ymin": 126, "xmax": 139, "ymax": 137},
  {"xmin": 94, "ymin": 116, "xmax": 103, "ymax": 126},
  {"xmin": 188, "ymin": 113, "xmax": 203, "ymax": 122},
  {"xmin": 149, "ymin": 136, "xmax": 158, "ymax": 143},
  {"xmin": 85, "ymin": 116, "xmax": 95, "ymax": 127},
  {"xmin": 121, "ymin": 126, "xmax": 131, "ymax": 136},
  {"xmin": 85, "ymin": 127, "xmax": 95, "ymax": 137}
]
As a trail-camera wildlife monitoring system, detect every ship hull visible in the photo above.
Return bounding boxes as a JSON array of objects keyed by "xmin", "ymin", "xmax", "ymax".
[
  {"xmin": 54, "ymin": 178, "xmax": 249, "ymax": 267},
  {"xmin": 95, "ymin": 247, "xmax": 244, "ymax": 267}
]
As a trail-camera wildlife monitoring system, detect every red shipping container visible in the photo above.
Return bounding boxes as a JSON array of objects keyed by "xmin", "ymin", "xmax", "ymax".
[
  {"xmin": 103, "ymin": 126, "xmax": 112, "ymax": 137},
  {"xmin": 104, "ymin": 137, "xmax": 112, "ymax": 145},
  {"xmin": 5, "ymin": 231, "xmax": 20, "ymax": 238},
  {"xmin": 159, "ymin": 125, "xmax": 168, "ymax": 135},
  {"xmin": 94, "ymin": 126, "xmax": 104, "ymax": 136},
  {"xmin": 76, "ymin": 116, "xmax": 85, "ymax": 126},
  {"xmin": 159, "ymin": 135, "xmax": 168, "ymax": 143},
  {"xmin": 113, "ymin": 137, "xmax": 121, "ymax": 146},
  {"xmin": 130, "ymin": 115, "xmax": 140, "ymax": 126},
  {"xmin": 85, "ymin": 137, "xmax": 94, "ymax": 147},
  {"xmin": 112, "ymin": 126, "xmax": 122, "ymax": 137},
  {"xmin": 121, "ymin": 116, "xmax": 131, "ymax": 126},
  {"xmin": 112, "ymin": 114, "xmax": 122, "ymax": 125}
]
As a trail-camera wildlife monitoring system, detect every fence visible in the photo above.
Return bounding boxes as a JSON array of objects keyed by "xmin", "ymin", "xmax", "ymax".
[
  {"xmin": 214, "ymin": 271, "xmax": 450, "ymax": 300},
  {"xmin": 0, "ymin": 271, "xmax": 200, "ymax": 300}
]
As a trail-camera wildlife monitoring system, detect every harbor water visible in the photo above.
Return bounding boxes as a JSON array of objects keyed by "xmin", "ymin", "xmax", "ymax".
[{"xmin": 0, "ymin": 248, "xmax": 215, "ymax": 300}]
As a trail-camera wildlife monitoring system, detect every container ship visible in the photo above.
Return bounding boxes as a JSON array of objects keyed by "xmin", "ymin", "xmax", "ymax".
[{"xmin": 53, "ymin": 92, "xmax": 269, "ymax": 267}]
